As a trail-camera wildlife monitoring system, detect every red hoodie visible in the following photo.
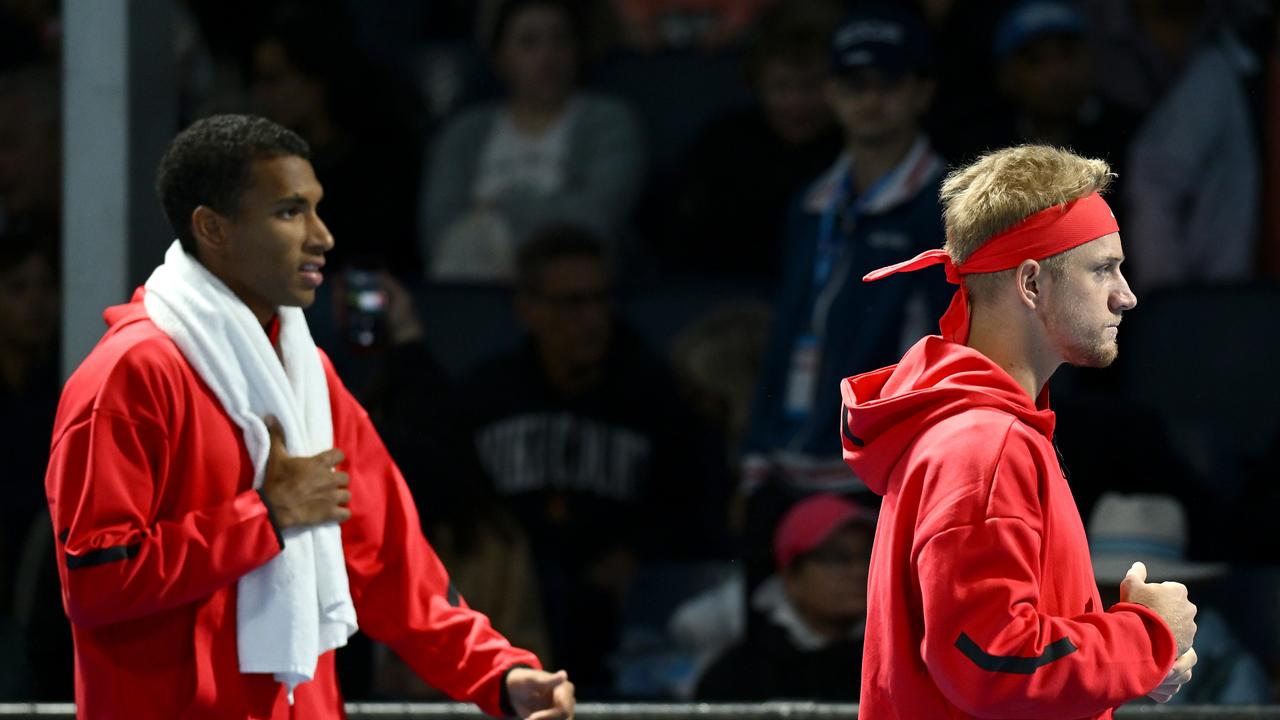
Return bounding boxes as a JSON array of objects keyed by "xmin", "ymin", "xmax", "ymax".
[
  {"xmin": 45, "ymin": 292, "xmax": 539, "ymax": 719},
  {"xmin": 841, "ymin": 336, "xmax": 1176, "ymax": 719}
]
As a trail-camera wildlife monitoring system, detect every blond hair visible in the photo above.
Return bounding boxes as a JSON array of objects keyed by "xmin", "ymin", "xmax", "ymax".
[
  {"xmin": 941, "ymin": 145, "xmax": 1112, "ymax": 263},
  {"xmin": 939, "ymin": 145, "xmax": 1112, "ymax": 303}
]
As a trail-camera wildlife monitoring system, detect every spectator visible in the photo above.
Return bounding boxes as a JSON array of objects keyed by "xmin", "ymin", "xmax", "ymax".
[
  {"xmin": 249, "ymin": 5, "xmax": 424, "ymax": 273},
  {"xmin": 462, "ymin": 223, "xmax": 728, "ymax": 693},
  {"xmin": 694, "ymin": 493, "xmax": 872, "ymax": 701},
  {"xmin": 1088, "ymin": 493, "xmax": 1272, "ymax": 705},
  {"xmin": 661, "ymin": 0, "xmax": 844, "ymax": 281},
  {"xmin": 0, "ymin": 64, "xmax": 60, "ymax": 235},
  {"xmin": 1123, "ymin": 9, "xmax": 1261, "ymax": 293},
  {"xmin": 361, "ymin": 274, "xmax": 554, "ymax": 698},
  {"xmin": 988, "ymin": 0, "xmax": 1139, "ymax": 218},
  {"xmin": 740, "ymin": 3, "xmax": 951, "ymax": 499},
  {"xmin": 421, "ymin": 0, "xmax": 645, "ymax": 282}
]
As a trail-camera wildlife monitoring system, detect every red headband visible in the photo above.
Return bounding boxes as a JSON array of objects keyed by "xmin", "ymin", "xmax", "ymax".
[{"xmin": 864, "ymin": 191, "xmax": 1118, "ymax": 344}]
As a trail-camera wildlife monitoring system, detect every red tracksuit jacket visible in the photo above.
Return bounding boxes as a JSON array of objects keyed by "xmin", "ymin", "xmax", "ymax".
[
  {"xmin": 841, "ymin": 335, "xmax": 1177, "ymax": 719},
  {"xmin": 45, "ymin": 291, "xmax": 539, "ymax": 718}
]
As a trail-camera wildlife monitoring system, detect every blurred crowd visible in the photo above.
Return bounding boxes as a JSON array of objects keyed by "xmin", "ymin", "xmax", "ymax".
[{"xmin": 3, "ymin": 0, "xmax": 1280, "ymax": 705}]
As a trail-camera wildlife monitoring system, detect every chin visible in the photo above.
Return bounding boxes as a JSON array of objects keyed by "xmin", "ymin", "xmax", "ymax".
[
  {"xmin": 1066, "ymin": 343, "xmax": 1118, "ymax": 368},
  {"xmin": 285, "ymin": 290, "xmax": 317, "ymax": 309}
]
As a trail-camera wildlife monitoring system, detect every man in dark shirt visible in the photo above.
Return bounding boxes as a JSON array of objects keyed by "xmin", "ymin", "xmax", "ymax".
[{"xmin": 464, "ymin": 223, "xmax": 728, "ymax": 694}]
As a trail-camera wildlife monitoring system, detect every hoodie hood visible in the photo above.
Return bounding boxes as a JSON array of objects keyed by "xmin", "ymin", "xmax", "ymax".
[
  {"xmin": 102, "ymin": 287, "xmax": 151, "ymax": 334},
  {"xmin": 102, "ymin": 287, "xmax": 281, "ymax": 345},
  {"xmin": 840, "ymin": 335, "xmax": 1056, "ymax": 495}
]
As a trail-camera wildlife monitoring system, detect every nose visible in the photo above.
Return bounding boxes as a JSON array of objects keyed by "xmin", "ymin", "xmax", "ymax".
[
  {"xmin": 1113, "ymin": 271, "xmax": 1137, "ymax": 312},
  {"xmin": 307, "ymin": 211, "xmax": 335, "ymax": 253}
]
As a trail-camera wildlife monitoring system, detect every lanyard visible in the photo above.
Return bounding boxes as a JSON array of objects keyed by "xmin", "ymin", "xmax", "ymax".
[
  {"xmin": 814, "ymin": 170, "xmax": 852, "ymax": 291},
  {"xmin": 809, "ymin": 162, "xmax": 894, "ymax": 334}
]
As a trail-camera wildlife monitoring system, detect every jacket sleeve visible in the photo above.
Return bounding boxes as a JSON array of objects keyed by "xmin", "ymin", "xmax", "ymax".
[
  {"xmin": 328, "ymin": 361, "xmax": 541, "ymax": 717},
  {"xmin": 913, "ymin": 426, "xmax": 1178, "ymax": 719},
  {"xmin": 46, "ymin": 354, "xmax": 283, "ymax": 630}
]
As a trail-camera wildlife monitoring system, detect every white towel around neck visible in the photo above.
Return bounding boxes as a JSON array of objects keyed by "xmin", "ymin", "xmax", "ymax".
[{"xmin": 143, "ymin": 241, "xmax": 358, "ymax": 700}]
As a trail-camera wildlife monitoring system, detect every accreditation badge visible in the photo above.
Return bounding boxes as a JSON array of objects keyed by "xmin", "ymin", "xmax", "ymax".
[{"xmin": 783, "ymin": 333, "xmax": 822, "ymax": 420}]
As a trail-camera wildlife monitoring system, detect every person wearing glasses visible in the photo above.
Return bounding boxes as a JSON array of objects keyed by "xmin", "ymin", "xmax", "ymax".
[{"xmin": 462, "ymin": 223, "xmax": 728, "ymax": 695}]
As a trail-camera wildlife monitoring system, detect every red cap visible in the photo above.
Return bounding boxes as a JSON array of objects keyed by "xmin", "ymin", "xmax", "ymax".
[{"xmin": 773, "ymin": 494, "xmax": 877, "ymax": 570}]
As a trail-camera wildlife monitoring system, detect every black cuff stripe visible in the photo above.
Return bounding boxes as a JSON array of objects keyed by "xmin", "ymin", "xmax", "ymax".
[
  {"xmin": 65, "ymin": 543, "xmax": 141, "ymax": 570},
  {"xmin": 257, "ymin": 488, "xmax": 286, "ymax": 549},
  {"xmin": 955, "ymin": 632, "xmax": 1078, "ymax": 674},
  {"xmin": 499, "ymin": 663, "xmax": 533, "ymax": 717}
]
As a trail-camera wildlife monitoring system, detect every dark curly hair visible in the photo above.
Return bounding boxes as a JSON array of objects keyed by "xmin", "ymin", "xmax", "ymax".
[{"xmin": 154, "ymin": 114, "xmax": 310, "ymax": 256}]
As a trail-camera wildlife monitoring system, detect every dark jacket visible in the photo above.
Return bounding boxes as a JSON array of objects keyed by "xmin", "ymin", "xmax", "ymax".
[
  {"xmin": 696, "ymin": 615, "xmax": 862, "ymax": 702},
  {"xmin": 743, "ymin": 136, "xmax": 952, "ymax": 460}
]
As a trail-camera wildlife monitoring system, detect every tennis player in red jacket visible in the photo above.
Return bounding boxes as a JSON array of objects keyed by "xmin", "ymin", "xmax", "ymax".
[
  {"xmin": 45, "ymin": 114, "xmax": 575, "ymax": 719},
  {"xmin": 842, "ymin": 145, "xmax": 1197, "ymax": 718}
]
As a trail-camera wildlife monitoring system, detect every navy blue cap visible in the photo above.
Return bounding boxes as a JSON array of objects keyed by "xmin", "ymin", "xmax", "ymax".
[
  {"xmin": 830, "ymin": 4, "xmax": 932, "ymax": 77},
  {"xmin": 993, "ymin": 0, "xmax": 1084, "ymax": 60}
]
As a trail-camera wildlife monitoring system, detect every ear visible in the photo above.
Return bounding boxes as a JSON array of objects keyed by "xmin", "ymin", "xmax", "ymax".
[
  {"xmin": 191, "ymin": 205, "xmax": 231, "ymax": 261},
  {"xmin": 1015, "ymin": 259, "xmax": 1043, "ymax": 310}
]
